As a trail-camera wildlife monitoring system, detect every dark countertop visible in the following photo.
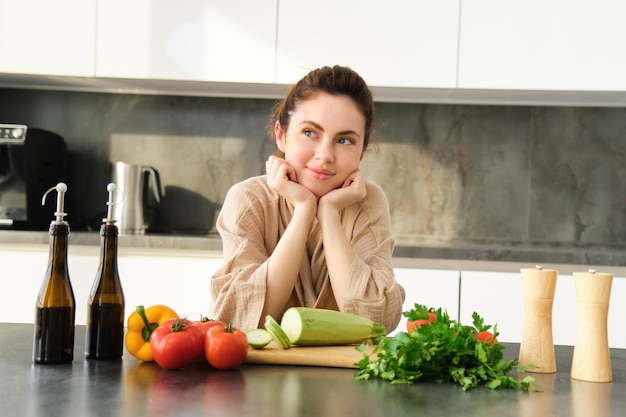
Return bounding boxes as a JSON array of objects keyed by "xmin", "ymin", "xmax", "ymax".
[
  {"xmin": 3, "ymin": 229, "xmax": 626, "ymax": 269},
  {"xmin": 2, "ymin": 323, "xmax": 625, "ymax": 417},
  {"xmin": 393, "ymin": 240, "xmax": 626, "ymax": 268}
]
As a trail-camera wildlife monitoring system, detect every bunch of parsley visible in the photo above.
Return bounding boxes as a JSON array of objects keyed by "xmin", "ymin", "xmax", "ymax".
[{"xmin": 355, "ymin": 304, "xmax": 537, "ymax": 391}]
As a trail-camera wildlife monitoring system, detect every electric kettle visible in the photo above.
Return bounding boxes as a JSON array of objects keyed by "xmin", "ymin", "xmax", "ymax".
[{"xmin": 111, "ymin": 161, "xmax": 162, "ymax": 234}]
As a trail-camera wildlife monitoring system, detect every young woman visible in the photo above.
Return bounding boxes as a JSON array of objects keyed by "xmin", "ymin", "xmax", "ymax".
[{"xmin": 210, "ymin": 65, "xmax": 405, "ymax": 333}]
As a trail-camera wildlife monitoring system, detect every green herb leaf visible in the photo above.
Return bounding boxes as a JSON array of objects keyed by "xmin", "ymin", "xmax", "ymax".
[
  {"xmin": 402, "ymin": 303, "xmax": 432, "ymax": 321},
  {"xmin": 356, "ymin": 303, "xmax": 536, "ymax": 391}
]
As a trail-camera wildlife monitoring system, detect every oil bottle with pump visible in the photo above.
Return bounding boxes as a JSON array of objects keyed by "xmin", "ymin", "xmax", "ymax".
[
  {"xmin": 85, "ymin": 183, "xmax": 126, "ymax": 360},
  {"xmin": 32, "ymin": 182, "xmax": 76, "ymax": 364}
]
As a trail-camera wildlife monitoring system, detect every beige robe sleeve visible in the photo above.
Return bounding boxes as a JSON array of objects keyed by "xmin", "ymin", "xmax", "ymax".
[{"xmin": 210, "ymin": 179, "xmax": 273, "ymax": 331}]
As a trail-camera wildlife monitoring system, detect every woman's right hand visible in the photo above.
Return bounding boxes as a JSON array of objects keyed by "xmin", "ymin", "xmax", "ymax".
[{"xmin": 265, "ymin": 156, "xmax": 317, "ymax": 209}]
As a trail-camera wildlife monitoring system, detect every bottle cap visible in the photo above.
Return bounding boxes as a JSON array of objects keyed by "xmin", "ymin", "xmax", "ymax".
[
  {"xmin": 103, "ymin": 183, "xmax": 123, "ymax": 224},
  {"xmin": 41, "ymin": 182, "xmax": 68, "ymax": 225}
]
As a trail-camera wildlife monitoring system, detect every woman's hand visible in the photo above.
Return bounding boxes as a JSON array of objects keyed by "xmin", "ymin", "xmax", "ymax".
[
  {"xmin": 265, "ymin": 156, "xmax": 317, "ymax": 209},
  {"xmin": 317, "ymin": 169, "xmax": 366, "ymax": 220}
]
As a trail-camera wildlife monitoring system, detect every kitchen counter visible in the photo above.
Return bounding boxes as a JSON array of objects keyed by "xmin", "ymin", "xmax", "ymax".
[
  {"xmin": 2, "ymin": 323, "xmax": 624, "ymax": 417},
  {"xmin": 3, "ymin": 230, "xmax": 626, "ymax": 272},
  {"xmin": 0, "ymin": 230, "xmax": 222, "ymax": 252}
]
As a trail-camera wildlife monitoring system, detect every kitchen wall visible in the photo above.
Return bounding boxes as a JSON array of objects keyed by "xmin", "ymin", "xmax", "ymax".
[{"xmin": 2, "ymin": 87, "xmax": 626, "ymax": 255}]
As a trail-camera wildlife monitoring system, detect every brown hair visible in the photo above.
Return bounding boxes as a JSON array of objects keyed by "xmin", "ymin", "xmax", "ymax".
[{"xmin": 267, "ymin": 65, "xmax": 376, "ymax": 157}]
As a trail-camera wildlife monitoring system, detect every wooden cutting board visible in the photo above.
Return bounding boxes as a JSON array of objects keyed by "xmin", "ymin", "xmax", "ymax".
[{"xmin": 244, "ymin": 342, "xmax": 374, "ymax": 369}]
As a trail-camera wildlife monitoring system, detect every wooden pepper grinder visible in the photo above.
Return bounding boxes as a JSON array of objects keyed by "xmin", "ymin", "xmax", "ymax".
[
  {"xmin": 570, "ymin": 269, "xmax": 613, "ymax": 382},
  {"xmin": 518, "ymin": 265, "xmax": 557, "ymax": 373}
]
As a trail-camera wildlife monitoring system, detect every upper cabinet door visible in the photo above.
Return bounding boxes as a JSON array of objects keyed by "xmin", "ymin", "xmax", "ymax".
[
  {"xmin": 458, "ymin": 0, "xmax": 626, "ymax": 91},
  {"xmin": 96, "ymin": 0, "xmax": 277, "ymax": 83},
  {"xmin": 275, "ymin": 0, "xmax": 460, "ymax": 88},
  {"xmin": 0, "ymin": 0, "xmax": 96, "ymax": 76}
]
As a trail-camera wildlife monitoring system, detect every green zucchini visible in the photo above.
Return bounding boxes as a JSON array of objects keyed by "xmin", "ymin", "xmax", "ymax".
[
  {"xmin": 246, "ymin": 328, "xmax": 273, "ymax": 349},
  {"xmin": 264, "ymin": 315, "xmax": 291, "ymax": 349},
  {"xmin": 280, "ymin": 307, "xmax": 386, "ymax": 346}
]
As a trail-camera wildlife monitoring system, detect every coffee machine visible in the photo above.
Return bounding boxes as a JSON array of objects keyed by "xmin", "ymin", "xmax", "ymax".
[{"xmin": 0, "ymin": 124, "xmax": 67, "ymax": 230}]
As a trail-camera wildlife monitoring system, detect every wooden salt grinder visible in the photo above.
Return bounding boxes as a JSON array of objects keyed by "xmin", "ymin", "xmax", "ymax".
[
  {"xmin": 519, "ymin": 266, "xmax": 557, "ymax": 373},
  {"xmin": 570, "ymin": 269, "xmax": 613, "ymax": 383}
]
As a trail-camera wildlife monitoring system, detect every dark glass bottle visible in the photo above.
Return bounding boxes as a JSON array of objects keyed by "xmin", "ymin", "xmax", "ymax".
[
  {"xmin": 85, "ymin": 183, "xmax": 125, "ymax": 360},
  {"xmin": 33, "ymin": 183, "xmax": 76, "ymax": 364}
]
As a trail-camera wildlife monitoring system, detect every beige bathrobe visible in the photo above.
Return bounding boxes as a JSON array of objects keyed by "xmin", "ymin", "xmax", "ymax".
[{"xmin": 210, "ymin": 175, "xmax": 405, "ymax": 333}]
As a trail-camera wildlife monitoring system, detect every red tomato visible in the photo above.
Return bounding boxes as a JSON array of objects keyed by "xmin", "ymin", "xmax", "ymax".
[
  {"xmin": 476, "ymin": 331, "xmax": 498, "ymax": 345},
  {"xmin": 192, "ymin": 318, "xmax": 228, "ymax": 364},
  {"xmin": 407, "ymin": 319, "xmax": 430, "ymax": 332},
  {"xmin": 194, "ymin": 318, "xmax": 227, "ymax": 336},
  {"xmin": 406, "ymin": 311, "xmax": 436, "ymax": 332},
  {"xmin": 150, "ymin": 318, "xmax": 204, "ymax": 369},
  {"xmin": 204, "ymin": 323, "xmax": 248, "ymax": 370}
]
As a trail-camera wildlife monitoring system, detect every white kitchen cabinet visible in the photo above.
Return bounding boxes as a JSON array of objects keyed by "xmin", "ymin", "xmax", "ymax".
[
  {"xmin": 96, "ymin": 0, "xmax": 277, "ymax": 83},
  {"xmin": 1, "ymin": 246, "xmax": 50, "ymax": 324},
  {"xmin": 0, "ymin": 243, "xmax": 222, "ymax": 325},
  {"xmin": 458, "ymin": 0, "xmax": 626, "ymax": 91},
  {"xmin": 0, "ymin": 0, "xmax": 96, "ymax": 76},
  {"xmin": 116, "ymin": 253, "xmax": 222, "ymax": 323},
  {"xmin": 460, "ymin": 270, "xmax": 524, "ymax": 344},
  {"xmin": 390, "ymin": 268, "xmax": 460, "ymax": 335},
  {"xmin": 276, "ymin": 0, "xmax": 460, "ymax": 88}
]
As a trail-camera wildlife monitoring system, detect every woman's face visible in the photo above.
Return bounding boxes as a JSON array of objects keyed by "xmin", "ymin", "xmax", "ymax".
[{"xmin": 275, "ymin": 93, "xmax": 365, "ymax": 197}]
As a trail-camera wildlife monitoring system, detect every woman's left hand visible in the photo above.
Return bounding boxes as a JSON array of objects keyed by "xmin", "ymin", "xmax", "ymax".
[{"xmin": 318, "ymin": 169, "xmax": 366, "ymax": 215}]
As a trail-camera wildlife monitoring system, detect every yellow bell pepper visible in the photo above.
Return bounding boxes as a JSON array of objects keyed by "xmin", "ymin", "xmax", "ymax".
[{"xmin": 125, "ymin": 305, "xmax": 178, "ymax": 362}]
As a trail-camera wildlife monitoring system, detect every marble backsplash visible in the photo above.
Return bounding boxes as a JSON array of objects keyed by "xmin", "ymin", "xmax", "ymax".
[{"xmin": 2, "ymin": 88, "xmax": 626, "ymax": 258}]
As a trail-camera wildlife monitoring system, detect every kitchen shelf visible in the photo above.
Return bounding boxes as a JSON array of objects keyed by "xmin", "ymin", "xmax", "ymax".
[{"xmin": 3, "ymin": 73, "xmax": 626, "ymax": 107}]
